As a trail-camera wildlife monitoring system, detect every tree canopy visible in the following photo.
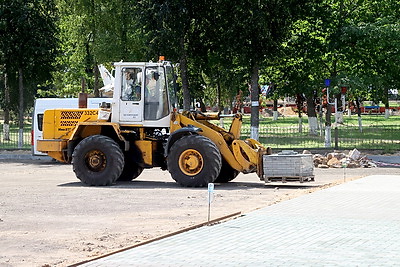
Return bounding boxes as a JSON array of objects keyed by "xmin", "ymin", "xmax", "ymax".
[
  {"xmin": 0, "ymin": 0, "xmax": 58, "ymax": 108},
  {"xmin": 1, "ymin": 0, "xmax": 399, "ymax": 125}
]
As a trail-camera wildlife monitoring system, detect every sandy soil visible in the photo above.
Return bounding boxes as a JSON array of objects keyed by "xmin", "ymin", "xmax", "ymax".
[{"xmin": 0, "ymin": 158, "xmax": 399, "ymax": 267}]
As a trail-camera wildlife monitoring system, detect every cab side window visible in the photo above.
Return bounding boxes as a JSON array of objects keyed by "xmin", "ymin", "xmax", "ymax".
[{"xmin": 121, "ymin": 68, "xmax": 142, "ymax": 101}]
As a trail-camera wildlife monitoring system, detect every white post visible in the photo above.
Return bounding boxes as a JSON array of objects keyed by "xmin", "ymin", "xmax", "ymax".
[
  {"xmin": 273, "ymin": 110, "xmax": 278, "ymax": 121},
  {"xmin": 325, "ymin": 126, "xmax": 331, "ymax": 147},
  {"xmin": 250, "ymin": 126, "xmax": 259, "ymax": 141},
  {"xmin": 3, "ymin": 123, "xmax": 9, "ymax": 141},
  {"xmin": 207, "ymin": 183, "xmax": 214, "ymax": 224},
  {"xmin": 308, "ymin": 116, "xmax": 318, "ymax": 136},
  {"xmin": 385, "ymin": 109, "xmax": 390, "ymax": 119}
]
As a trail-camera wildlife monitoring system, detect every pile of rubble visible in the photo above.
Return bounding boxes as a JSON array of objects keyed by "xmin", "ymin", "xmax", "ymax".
[
  {"xmin": 311, "ymin": 149, "xmax": 377, "ymax": 168},
  {"xmin": 278, "ymin": 106, "xmax": 297, "ymax": 116}
]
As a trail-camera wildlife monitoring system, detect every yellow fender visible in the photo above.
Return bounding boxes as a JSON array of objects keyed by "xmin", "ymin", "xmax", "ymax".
[{"xmin": 69, "ymin": 122, "xmax": 129, "ymax": 149}]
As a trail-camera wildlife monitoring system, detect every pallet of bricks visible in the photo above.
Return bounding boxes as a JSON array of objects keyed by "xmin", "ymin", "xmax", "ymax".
[{"xmin": 263, "ymin": 151, "xmax": 314, "ymax": 183}]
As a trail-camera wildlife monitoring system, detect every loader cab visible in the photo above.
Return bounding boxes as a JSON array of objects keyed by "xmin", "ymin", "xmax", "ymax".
[{"xmin": 112, "ymin": 61, "xmax": 177, "ymax": 127}]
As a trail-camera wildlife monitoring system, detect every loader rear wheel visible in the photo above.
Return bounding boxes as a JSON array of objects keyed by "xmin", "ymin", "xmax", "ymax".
[
  {"xmin": 214, "ymin": 160, "xmax": 239, "ymax": 183},
  {"xmin": 168, "ymin": 135, "xmax": 221, "ymax": 187},
  {"xmin": 72, "ymin": 135, "xmax": 124, "ymax": 186},
  {"xmin": 118, "ymin": 152, "xmax": 144, "ymax": 181}
]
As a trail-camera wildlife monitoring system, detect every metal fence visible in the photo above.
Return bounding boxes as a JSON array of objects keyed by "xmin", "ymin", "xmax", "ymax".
[
  {"xmin": 240, "ymin": 123, "xmax": 400, "ymax": 151},
  {"xmin": 0, "ymin": 124, "xmax": 32, "ymax": 150},
  {"xmin": 0, "ymin": 122, "xmax": 399, "ymax": 152}
]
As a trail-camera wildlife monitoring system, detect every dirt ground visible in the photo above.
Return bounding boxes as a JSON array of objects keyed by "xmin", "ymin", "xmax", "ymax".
[{"xmin": 0, "ymin": 157, "xmax": 399, "ymax": 267}]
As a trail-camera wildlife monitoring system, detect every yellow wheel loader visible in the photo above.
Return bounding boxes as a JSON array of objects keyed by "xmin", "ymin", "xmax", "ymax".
[{"xmin": 37, "ymin": 60, "xmax": 270, "ymax": 187}]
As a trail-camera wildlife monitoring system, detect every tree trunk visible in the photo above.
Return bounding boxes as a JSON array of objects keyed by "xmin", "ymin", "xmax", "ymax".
[
  {"xmin": 180, "ymin": 37, "xmax": 191, "ymax": 110},
  {"xmin": 318, "ymin": 103, "xmax": 323, "ymax": 136},
  {"xmin": 120, "ymin": 0, "xmax": 129, "ymax": 57},
  {"xmin": 273, "ymin": 99, "xmax": 278, "ymax": 121},
  {"xmin": 296, "ymin": 94, "xmax": 303, "ymax": 133},
  {"xmin": 355, "ymin": 98, "xmax": 363, "ymax": 132},
  {"xmin": 199, "ymin": 99, "xmax": 206, "ymax": 112},
  {"xmin": 93, "ymin": 64, "xmax": 100, "ymax": 97},
  {"xmin": 384, "ymin": 90, "xmax": 390, "ymax": 119},
  {"xmin": 3, "ymin": 71, "xmax": 10, "ymax": 141},
  {"xmin": 217, "ymin": 79, "xmax": 223, "ymax": 112},
  {"xmin": 324, "ymin": 103, "xmax": 332, "ymax": 147},
  {"xmin": 298, "ymin": 114, "xmax": 303, "ymax": 133},
  {"xmin": 90, "ymin": 0, "xmax": 97, "ymax": 97},
  {"xmin": 306, "ymin": 97, "xmax": 318, "ymax": 136},
  {"xmin": 250, "ymin": 63, "xmax": 259, "ymax": 140},
  {"xmin": 84, "ymin": 39, "xmax": 93, "ymax": 90},
  {"xmin": 18, "ymin": 68, "xmax": 24, "ymax": 149}
]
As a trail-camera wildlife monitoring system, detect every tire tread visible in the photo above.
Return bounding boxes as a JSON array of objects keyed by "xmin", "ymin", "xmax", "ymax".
[
  {"xmin": 167, "ymin": 135, "xmax": 221, "ymax": 187},
  {"xmin": 72, "ymin": 135, "xmax": 124, "ymax": 186}
]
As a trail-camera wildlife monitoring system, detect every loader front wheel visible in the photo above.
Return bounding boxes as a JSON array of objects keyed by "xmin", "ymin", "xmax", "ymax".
[
  {"xmin": 73, "ymin": 135, "xmax": 124, "ymax": 186},
  {"xmin": 168, "ymin": 135, "xmax": 221, "ymax": 187}
]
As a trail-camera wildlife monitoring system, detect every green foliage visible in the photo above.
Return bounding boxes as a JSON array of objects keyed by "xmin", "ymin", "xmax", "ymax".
[
  {"xmin": 267, "ymin": 0, "xmax": 400, "ymax": 109},
  {"xmin": 49, "ymin": 0, "xmax": 147, "ymax": 97},
  {"xmin": 2, "ymin": 0, "xmax": 400, "ymax": 116},
  {"xmin": 0, "ymin": 0, "xmax": 58, "ymax": 115}
]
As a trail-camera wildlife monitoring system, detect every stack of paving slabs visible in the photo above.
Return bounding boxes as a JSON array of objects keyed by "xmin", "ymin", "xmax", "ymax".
[{"xmin": 263, "ymin": 150, "xmax": 314, "ymax": 183}]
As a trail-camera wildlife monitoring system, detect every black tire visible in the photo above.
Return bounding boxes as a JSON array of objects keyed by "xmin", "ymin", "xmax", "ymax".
[
  {"xmin": 118, "ymin": 152, "xmax": 144, "ymax": 181},
  {"xmin": 72, "ymin": 135, "xmax": 124, "ymax": 186},
  {"xmin": 167, "ymin": 135, "xmax": 222, "ymax": 187},
  {"xmin": 214, "ymin": 159, "xmax": 239, "ymax": 183}
]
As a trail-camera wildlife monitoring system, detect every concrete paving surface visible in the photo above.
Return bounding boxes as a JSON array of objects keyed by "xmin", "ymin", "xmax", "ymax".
[
  {"xmin": 368, "ymin": 155, "xmax": 400, "ymax": 165},
  {"xmin": 80, "ymin": 174, "xmax": 400, "ymax": 266}
]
